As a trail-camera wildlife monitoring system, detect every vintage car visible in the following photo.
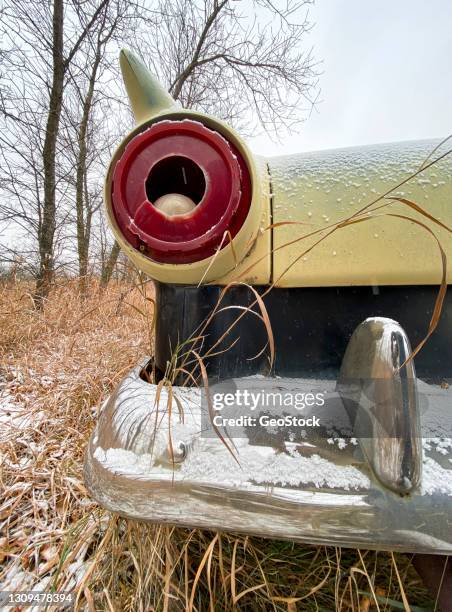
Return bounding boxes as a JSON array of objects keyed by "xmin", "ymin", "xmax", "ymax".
[{"xmin": 85, "ymin": 51, "xmax": 452, "ymax": 559}]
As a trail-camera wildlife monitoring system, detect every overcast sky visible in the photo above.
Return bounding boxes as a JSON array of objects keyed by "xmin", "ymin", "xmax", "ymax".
[{"xmin": 249, "ymin": 0, "xmax": 452, "ymax": 156}]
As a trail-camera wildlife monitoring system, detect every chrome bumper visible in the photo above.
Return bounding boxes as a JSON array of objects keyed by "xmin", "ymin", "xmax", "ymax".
[{"xmin": 84, "ymin": 318, "xmax": 452, "ymax": 553}]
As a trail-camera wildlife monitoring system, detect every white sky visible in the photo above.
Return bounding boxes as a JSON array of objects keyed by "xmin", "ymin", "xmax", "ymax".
[{"xmin": 249, "ymin": 0, "xmax": 452, "ymax": 156}]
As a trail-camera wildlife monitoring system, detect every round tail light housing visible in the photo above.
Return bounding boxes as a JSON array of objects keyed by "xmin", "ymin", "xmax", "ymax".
[{"xmin": 111, "ymin": 120, "xmax": 252, "ymax": 264}]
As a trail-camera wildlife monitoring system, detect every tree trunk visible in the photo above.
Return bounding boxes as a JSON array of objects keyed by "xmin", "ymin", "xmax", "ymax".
[
  {"xmin": 34, "ymin": 0, "xmax": 109, "ymax": 306},
  {"xmin": 79, "ymin": 176, "xmax": 94, "ymax": 295},
  {"xmin": 34, "ymin": 0, "xmax": 65, "ymax": 307},
  {"xmin": 100, "ymin": 241, "xmax": 121, "ymax": 287},
  {"xmin": 76, "ymin": 50, "xmax": 101, "ymax": 297}
]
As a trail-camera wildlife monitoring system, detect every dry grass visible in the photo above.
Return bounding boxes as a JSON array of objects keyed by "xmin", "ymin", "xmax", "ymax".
[{"xmin": 0, "ymin": 279, "xmax": 434, "ymax": 610}]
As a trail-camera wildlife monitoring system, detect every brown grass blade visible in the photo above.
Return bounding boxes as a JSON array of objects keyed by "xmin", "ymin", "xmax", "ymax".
[
  {"xmin": 191, "ymin": 350, "xmax": 239, "ymax": 464},
  {"xmin": 188, "ymin": 534, "xmax": 219, "ymax": 612},
  {"xmin": 384, "ymin": 196, "xmax": 452, "ymax": 232}
]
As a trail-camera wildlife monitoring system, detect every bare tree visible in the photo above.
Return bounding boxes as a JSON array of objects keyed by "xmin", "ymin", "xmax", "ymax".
[
  {"xmin": 0, "ymin": 0, "xmax": 111, "ymax": 305},
  {"xmin": 142, "ymin": 0, "xmax": 319, "ymax": 135},
  {"xmin": 63, "ymin": 1, "xmax": 132, "ymax": 295}
]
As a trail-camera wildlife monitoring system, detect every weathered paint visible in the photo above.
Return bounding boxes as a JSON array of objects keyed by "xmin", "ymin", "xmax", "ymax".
[
  {"xmin": 120, "ymin": 50, "xmax": 177, "ymax": 122},
  {"xmin": 270, "ymin": 140, "xmax": 452, "ymax": 287}
]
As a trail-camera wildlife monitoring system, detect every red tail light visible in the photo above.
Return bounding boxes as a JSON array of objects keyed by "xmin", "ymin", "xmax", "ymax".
[{"xmin": 111, "ymin": 120, "xmax": 252, "ymax": 264}]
